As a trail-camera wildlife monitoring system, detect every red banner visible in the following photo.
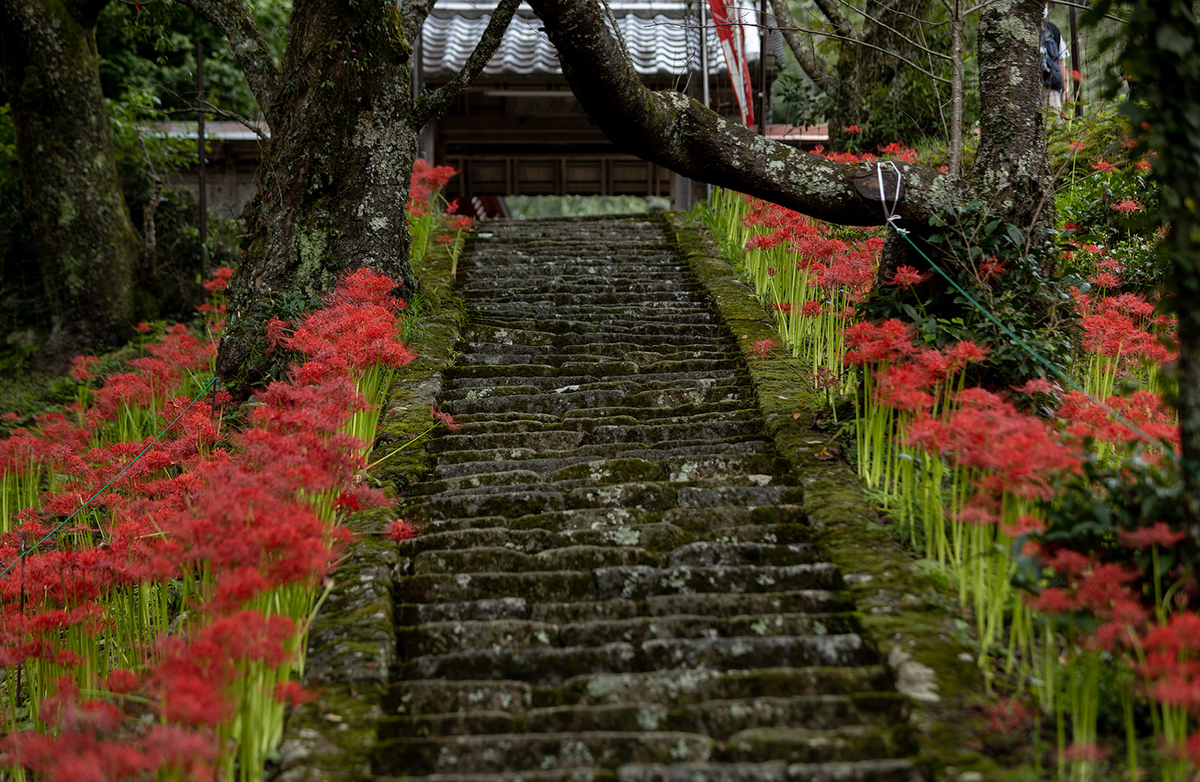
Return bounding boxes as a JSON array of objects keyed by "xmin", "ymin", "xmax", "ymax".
[{"xmin": 708, "ymin": 0, "xmax": 755, "ymax": 127}]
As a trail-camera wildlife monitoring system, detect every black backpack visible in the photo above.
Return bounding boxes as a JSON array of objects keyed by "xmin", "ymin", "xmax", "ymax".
[{"xmin": 1042, "ymin": 22, "xmax": 1063, "ymax": 91}]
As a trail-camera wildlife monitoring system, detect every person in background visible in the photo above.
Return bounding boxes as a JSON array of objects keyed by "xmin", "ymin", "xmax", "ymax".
[{"xmin": 1041, "ymin": 5, "xmax": 1072, "ymax": 120}]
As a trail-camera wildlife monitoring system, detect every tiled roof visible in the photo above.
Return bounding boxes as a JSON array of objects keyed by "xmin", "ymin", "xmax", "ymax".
[{"xmin": 420, "ymin": 0, "xmax": 781, "ymax": 79}]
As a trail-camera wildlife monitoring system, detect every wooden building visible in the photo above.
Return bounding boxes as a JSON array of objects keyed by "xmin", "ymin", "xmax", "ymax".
[{"xmin": 164, "ymin": 0, "xmax": 826, "ymax": 217}]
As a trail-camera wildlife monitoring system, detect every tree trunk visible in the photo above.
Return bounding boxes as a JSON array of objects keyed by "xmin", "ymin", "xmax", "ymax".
[
  {"xmin": 0, "ymin": 0, "xmax": 138, "ymax": 367},
  {"xmin": 215, "ymin": 0, "xmax": 418, "ymax": 383},
  {"xmin": 948, "ymin": 3, "xmax": 964, "ymax": 177},
  {"xmin": 969, "ymin": 0, "xmax": 1053, "ymax": 229}
]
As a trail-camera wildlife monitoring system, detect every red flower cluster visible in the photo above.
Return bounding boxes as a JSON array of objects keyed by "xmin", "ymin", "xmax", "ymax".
[
  {"xmin": 0, "ymin": 267, "xmax": 412, "ymax": 777},
  {"xmin": 408, "ymin": 159, "xmax": 458, "ymax": 216}
]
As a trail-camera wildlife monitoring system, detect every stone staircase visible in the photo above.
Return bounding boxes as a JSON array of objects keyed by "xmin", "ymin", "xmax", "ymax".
[{"xmin": 381, "ymin": 217, "xmax": 923, "ymax": 782}]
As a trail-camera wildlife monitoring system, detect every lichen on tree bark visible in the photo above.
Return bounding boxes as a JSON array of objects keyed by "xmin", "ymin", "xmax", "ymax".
[{"xmin": 0, "ymin": 0, "xmax": 140, "ymax": 367}]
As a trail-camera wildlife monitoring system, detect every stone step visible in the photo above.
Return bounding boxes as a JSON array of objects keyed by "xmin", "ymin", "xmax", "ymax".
[
  {"xmin": 396, "ymin": 563, "xmax": 841, "ymax": 605},
  {"xmin": 465, "ymin": 291, "xmax": 705, "ymax": 307},
  {"xmin": 615, "ymin": 760, "xmax": 922, "ymax": 782},
  {"xmin": 444, "ymin": 370, "xmax": 742, "ymax": 394},
  {"xmin": 382, "ymin": 692, "xmax": 908, "ymax": 740},
  {"xmin": 370, "ymin": 731, "xmax": 715, "ymax": 776},
  {"xmin": 463, "ymin": 325, "xmax": 726, "ymax": 347},
  {"xmin": 459, "ymin": 281, "xmax": 705, "ymax": 297},
  {"xmin": 440, "ymin": 386, "xmax": 744, "ymax": 416},
  {"xmin": 396, "ymin": 591, "xmax": 852, "ymax": 627},
  {"xmin": 397, "ymin": 611, "xmax": 860, "ymax": 657},
  {"xmin": 422, "ymin": 507, "xmax": 664, "ymax": 536},
  {"xmin": 397, "ymin": 522, "xmax": 690, "ymax": 557},
  {"xmin": 400, "ymin": 633, "xmax": 872, "ymax": 685},
  {"xmin": 408, "ymin": 545, "xmax": 658, "ymax": 575},
  {"xmin": 556, "ymin": 666, "xmax": 894, "ymax": 708},
  {"xmin": 725, "ymin": 726, "xmax": 918, "ymax": 766},
  {"xmin": 376, "ymin": 769, "xmax": 606, "ymax": 782}
]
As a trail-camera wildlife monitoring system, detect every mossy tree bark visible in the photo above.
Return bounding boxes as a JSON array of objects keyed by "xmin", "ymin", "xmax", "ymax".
[
  {"xmin": 529, "ymin": 0, "xmax": 1056, "ymax": 325},
  {"xmin": 176, "ymin": 0, "xmax": 518, "ymax": 385},
  {"xmin": 0, "ymin": 0, "xmax": 139, "ymax": 367}
]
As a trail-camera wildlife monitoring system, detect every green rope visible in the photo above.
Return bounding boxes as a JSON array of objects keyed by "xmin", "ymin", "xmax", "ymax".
[
  {"xmin": 894, "ymin": 226, "xmax": 1192, "ymax": 475},
  {"xmin": 0, "ymin": 375, "xmax": 219, "ymax": 580}
]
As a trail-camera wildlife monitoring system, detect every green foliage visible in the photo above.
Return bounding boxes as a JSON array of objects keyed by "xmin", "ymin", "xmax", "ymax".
[
  {"xmin": 96, "ymin": 0, "xmax": 291, "ymax": 118},
  {"xmin": 864, "ymin": 203, "xmax": 1079, "ymax": 387}
]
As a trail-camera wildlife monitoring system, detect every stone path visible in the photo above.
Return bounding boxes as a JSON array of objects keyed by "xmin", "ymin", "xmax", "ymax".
[{"xmin": 378, "ymin": 218, "xmax": 922, "ymax": 782}]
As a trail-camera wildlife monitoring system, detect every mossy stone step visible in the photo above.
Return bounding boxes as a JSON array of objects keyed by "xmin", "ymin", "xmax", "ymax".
[
  {"xmin": 370, "ymin": 731, "xmax": 714, "ymax": 776},
  {"xmin": 459, "ymin": 281, "xmax": 705, "ymax": 297},
  {"xmin": 390, "ymin": 679, "xmax": 534, "ymax": 716},
  {"xmin": 558, "ymin": 666, "xmax": 894, "ymax": 708},
  {"xmin": 400, "ymin": 642, "xmax": 639, "ymax": 684},
  {"xmin": 592, "ymin": 563, "xmax": 841, "ymax": 601},
  {"xmin": 445, "ymin": 373, "xmax": 742, "ymax": 396},
  {"xmin": 423, "ymin": 507, "xmax": 662, "ymax": 536},
  {"xmin": 588, "ymin": 419, "xmax": 760, "ymax": 445},
  {"xmin": 428, "ymin": 430, "xmax": 587, "ymax": 454},
  {"xmin": 399, "ymin": 620, "xmax": 561, "ymax": 657},
  {"xmin": 409, "ymin": 545, "xmax": 657, "ymax": 575},
  {"xmin": 614, "ymin": 760, "xmax": 921, "ymax": 782},
  {"xmin": 398, "ymin": 523, "xmax": 689, "ymax": 557},
  {"xmin": 554, "ymin": 612, "xmax": 861, "ymax": 649},
  {"xmin": 398, "ymin": 612, "xmax": 861, "ymax": 660},
  {"xmin": 463, "ymin": 325, "xmax": 723, "ymax": 347},
  {"xmin": 401, "ymin": 633, "xmax": 872, "ymax": 686},
  {"xmin": 463, "ymin": 317, "xmax": 728, "ymax": 340},
  {"xmin": 440, "ymin": 387, "xmax": 742, "ymax": 416},
  {"xmin": 468, "ymin": 291, "xmax": 703, "ymax": 307},
  {"xmin": 725, "ymin": 725, "xmax": 918, "ymax": 766}
]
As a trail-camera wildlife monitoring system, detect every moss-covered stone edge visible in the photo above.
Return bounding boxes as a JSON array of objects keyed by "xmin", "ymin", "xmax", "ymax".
[
  {"xmin": 275, "ymin": 240, "xmax": 466, "ymax": 782},
  {"xmin": 659, "ymin": 212, "xmax": 999, "ymax": 782}
]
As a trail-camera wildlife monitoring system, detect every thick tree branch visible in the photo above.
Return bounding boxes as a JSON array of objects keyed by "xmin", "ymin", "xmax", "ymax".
[
  {"xmin": 769, "ymin": 0, "xmax": 838, "ymax": 93},
  {"xmin": 401, "ymin": 0, "xmax": 438, "ymax": 46},
  {"xmin": 173, "ymin": 0, "xmax": 280, "ymax": 122},
  {"xmin": 811, "ymin": 0, "xmax": 855, "ymax": 38},
  {"xmin": 411, "ymin": 0, "xmax": 520, "ymax": 127},
  {"xmin": 527, "ymin": 0, "xmax": 970, "ymax": 227}
]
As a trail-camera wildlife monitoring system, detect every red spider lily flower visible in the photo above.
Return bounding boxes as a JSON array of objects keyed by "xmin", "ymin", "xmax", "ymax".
[
  {"xmin": 877, "ymin": 142, "xmax": 918, "ymax": 163},
  {"xmin": 771, "ymin": 302, "xmax": 792, "ymax": 313},
  {"xmin": 133, "ymin": 321, "xmax": 153, "ymax": 334},
  {"xmin": 1136, "ymin": 159, "xmax": 1152, "ymax": 173},
  {"xmin": 71, "ymin": 355, "xmax": 100, "ymax": 380},
  {"xmin": 450, "ymin": 215, "xmax": 475, "ymax": 231},
  {"xmin": 1117, "ymin": 522, "xmax": 1187, "ymax": 550},
  {"xmin": 435, "ymin": 234, "xmax": 455, "ymax": 245},
  {"xmin": 202, "ymin": 266, "xmax": 235, "ymax": 292},
  {"xmin": 887, "ymin": 265, "xmax": 932, "ymax": 288},
  {"xmin": 103, "ymin": 669, "xmax": 141, "ymax": 694},
  {"xmin": 984, "ymin": 697, "xmax": 1034, "ymax": 734},
  {"xmin": 1069, "ymin": 69, "xmax": 1082, "ymax": 82},
  {"xmin": 1089, "ymin": 272, "xmax": 1122, "ymax": 288},
  {"xmin": 843, "ymin": 125, "xmax": 862, "ymax": 134},
  {"xmin": 1014, "ymin": 377, "xmax": 1055, "ymax": 395},
  {"xmin": 387, "ymin": 519, "xmax": 417, "ymax": 542},
  {"xmin": 1067, "ymin": 141, "xmax": 1087, "ymax": 152},
  {"xmin": 843, "ymin": 319, "xmax": 916, "ymax": 366},
  {"xmin": 1026, "ymin": 586, "xmax": 1076, "ymax": 614},
  {"xmin": 978, "ymin": 257, "xmax": 1007, "ymax": 280},
  {"xmin": 753, "ymin": 338, "xmax": 778, "ymax": 360},
  {"xmin": 800, "ymin": 301, "xmax": 824, "ymax": 317},
  {"xmin": 265, "ymin": 316, "xmax": 291, "ymax": 349},
  {"xmin": 1091, "ymin": 158, "xmax": 1116, "ymax": 172},
  {"xmin": 431, "ymin": 407, "xmax": 462, "ymax": 431},
  {"xmin": 1112, "ymin": 199, "xmax": 1144, "ymax": 214}
]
